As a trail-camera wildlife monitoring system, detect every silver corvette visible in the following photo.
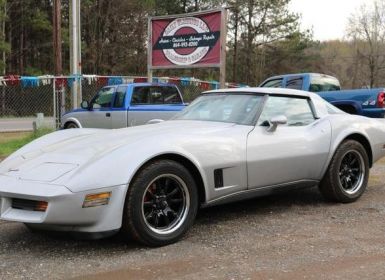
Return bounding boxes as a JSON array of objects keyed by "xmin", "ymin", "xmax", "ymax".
[{"xmin": 1, "ymin": 88, "xmax": 385, "ymax": 246}]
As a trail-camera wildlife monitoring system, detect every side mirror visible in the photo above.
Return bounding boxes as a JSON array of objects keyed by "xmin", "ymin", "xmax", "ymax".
[
  {"xmin": 92, "ymin": 103, "xmax": 101, "ymax": 109},
  {"xmin": 81, "ymin": 100, "xmax": 89, "ymax": 110},
  {"xmin": 267, "ymin": 115, "xmax": 287, "ymax": 132},
  {"xmin": 147, "ymin": 119, "xmax": 164, "ymax": 125}
]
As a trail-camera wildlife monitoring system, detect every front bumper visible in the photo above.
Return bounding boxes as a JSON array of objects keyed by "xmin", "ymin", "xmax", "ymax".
[{"xmin": 0, "ymin": 175, "xmax": 127, "ymax": 233}]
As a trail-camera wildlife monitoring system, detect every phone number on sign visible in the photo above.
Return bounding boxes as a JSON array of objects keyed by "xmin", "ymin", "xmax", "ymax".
[{"xmin": 173, "ymin": 41, "xmax": 199, "ymax": 48}]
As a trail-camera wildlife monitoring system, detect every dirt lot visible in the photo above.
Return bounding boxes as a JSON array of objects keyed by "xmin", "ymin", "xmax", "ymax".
[{"xmin": 1, "ymin": 159, "xmax": 385, "ymax": 279}]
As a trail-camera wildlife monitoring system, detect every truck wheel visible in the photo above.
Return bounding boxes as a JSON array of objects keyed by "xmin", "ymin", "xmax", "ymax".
[
  {"xmin": 121, "ymin": 160, "xmax": 198, "ymax": 246},
  {"xmin": 65, "ymin": 122, "xmax": 78, "ymax": 129},
  {"xmin": 319, "ymin": 140, "xmax": 369, "ymax": 203}
]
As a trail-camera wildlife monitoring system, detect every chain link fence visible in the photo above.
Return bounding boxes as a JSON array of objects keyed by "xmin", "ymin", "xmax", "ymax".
[{"xmin": 0, "ymin": 75, "xmax": 246, "ymax": 132}]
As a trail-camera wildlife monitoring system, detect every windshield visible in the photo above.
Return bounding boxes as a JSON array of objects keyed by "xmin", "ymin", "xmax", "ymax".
[{"xmin": 173, "ymin": 94, "xmax": 263, "ymax": 125}]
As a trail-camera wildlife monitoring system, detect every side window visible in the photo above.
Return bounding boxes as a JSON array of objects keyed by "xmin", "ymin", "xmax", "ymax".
[
  {"xmin": 258, "ymin": 96, "xmax": 315, "ymax": 126},
  {"xmin": 113, "ymin": 86, "xmax": 127, "ymax": 108},
  {"xmin": 261, "ymin": 79, "xmax": 283, "ymax": 88},
  {"xmin": 131, "ymin": 87, "xmax": 150, "ymax": 104},
  {"xmin": 163, "ymin": 86, "xmax": 182, "ymax": 104},
  {"xmin": 131, "ymin": 86, "xmax": 182, "ymax": 105},
  {"xmin": 286, "ymin": 77, "xmax": 303, "ymax": 90},
  {"xmin": 149, "ymin": 87, "xmax": 163, "ymax": 104},
  {"xmin": 92, "ymin": 87, "xmax": 115, "ymax": 109}
]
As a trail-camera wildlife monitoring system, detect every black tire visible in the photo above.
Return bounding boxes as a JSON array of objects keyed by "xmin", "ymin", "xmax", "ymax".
[
  {"xmin": 65, "ymin": 122, "xmax": 78, "ymax": 129},
  {"xmin": 319, "ymin": 140, "xmax": 369, "ymax": 203},
  {"xmin": 121, "ymin": 160, "xmax": 199, "ymax": 246}
]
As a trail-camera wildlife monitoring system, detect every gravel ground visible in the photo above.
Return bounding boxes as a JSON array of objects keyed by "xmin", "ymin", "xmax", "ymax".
[{"xmin": 1, "ymin": 160, "xmax": 385, "ymax": 279}]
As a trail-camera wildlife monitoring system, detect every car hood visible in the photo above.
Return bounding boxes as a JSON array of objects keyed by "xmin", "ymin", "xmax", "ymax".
[
  {"xmin": 0, "ymin": 120, "xmax": 238, "ymax": 185},
  {"xmin": 26, "ymin": 120, "xmax": 235, "ymax": 157}
]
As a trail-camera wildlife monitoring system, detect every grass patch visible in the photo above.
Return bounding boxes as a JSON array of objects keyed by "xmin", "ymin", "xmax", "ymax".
[
  {"xmin": 0, "ymin": 131, "xmax": 31, "ymax": 143},
  {"xmin": 0, "ymin": 128, "xmax": 54, "ymax": 159}
]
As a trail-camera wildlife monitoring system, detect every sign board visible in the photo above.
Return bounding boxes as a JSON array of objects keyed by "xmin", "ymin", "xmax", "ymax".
[
  {"xmin": 149, "ymin": 10, "xmax": 224, "ymax": 69},
  {"xmin": 148, "ymin": 9, "xmax": 227, "ymax": 87}
]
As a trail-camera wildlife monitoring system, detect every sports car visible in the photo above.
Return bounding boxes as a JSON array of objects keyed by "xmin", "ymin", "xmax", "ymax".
[{"xmin": 0, "ymin": 88, "xmax": 385, "ymax": 246}]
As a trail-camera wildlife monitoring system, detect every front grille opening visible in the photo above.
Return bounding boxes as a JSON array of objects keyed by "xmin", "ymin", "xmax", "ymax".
[{"xmin": 12, "ymin": 198, "xmax": 48, "ymax": 212}]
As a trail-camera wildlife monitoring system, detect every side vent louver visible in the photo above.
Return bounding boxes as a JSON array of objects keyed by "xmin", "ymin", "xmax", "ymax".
[{"xmin": 214, "ymin": 169, "xmax": 224, "ymax": 188}]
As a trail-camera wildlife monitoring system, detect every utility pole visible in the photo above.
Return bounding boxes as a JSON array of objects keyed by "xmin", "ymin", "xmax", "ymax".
[{"xmin": 70, "ymin": 0, "xmax": 81, "ymax": 109}]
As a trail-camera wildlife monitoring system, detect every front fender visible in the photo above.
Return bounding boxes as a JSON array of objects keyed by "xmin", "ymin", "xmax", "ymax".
[
  {"xmin": 58, "ymin": 136, "xmax": 209, "ymax": 199},
  {"xmin": 62, "ymin": 117, "xmax": 83, "ymax": 128}
]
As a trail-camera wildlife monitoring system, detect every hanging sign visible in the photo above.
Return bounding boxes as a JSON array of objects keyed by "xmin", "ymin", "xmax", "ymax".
[{"xmin": 149, "ymin": 9, "xmax": 226, "ymax": 69}]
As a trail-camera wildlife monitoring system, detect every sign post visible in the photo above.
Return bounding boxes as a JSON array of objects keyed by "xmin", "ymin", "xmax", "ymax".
[{"xmin": 148, "ymin": 8, "xmax": 227, "ymax": 88}]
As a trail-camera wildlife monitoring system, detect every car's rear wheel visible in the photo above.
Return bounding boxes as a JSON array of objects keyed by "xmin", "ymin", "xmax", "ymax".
[
  {"xmin": 121, "ymin": 160, "xmax": 198, "ymax": 246},
  {"xmin": 319, "ymin": 140, "xmax": 369, "ymax": 203}
]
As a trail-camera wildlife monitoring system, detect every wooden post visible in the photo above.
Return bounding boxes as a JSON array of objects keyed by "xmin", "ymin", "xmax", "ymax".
[
  {"xmin": 53, "ymin": 0, "xmax": 62, "ymax": 128},
  {"xmin": 76, "ymin": 0, "xmax": 82, "ymax": 105},
  {"xmin": 147, "ymin": 16, "xmax": 153, "ymax": 83},
  {"xmin": 53, "ymin": 0, "xmax": 62, "ymax": 76},
  {"xmin": 219, "ymin": 8, "xmax": 227, "ymax": 89}
]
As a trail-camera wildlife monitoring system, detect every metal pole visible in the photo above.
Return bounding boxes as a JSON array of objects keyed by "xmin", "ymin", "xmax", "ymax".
[
  {"xmin": 219, "ymin": 8, "xmax": 227, "ymax": 89},
  {"xmin": 61, "ymin": 85, "xmax": 66, "ymax": 118},
  {"xmin": 53, "ymin": 78, "xmax": 57, "ymax": 128},
  {"xmin": 71, "ymin": 0, "xmax": 78, "ymax": 109}
]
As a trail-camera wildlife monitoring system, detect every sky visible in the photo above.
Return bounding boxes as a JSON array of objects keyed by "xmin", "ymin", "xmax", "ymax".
[{"xmin": 289, "ymin": 0, "xmax": 369, "ymax": 41}]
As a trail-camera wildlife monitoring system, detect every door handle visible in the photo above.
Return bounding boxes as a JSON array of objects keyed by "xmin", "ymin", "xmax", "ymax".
[{"xmin": 106, "ymin": 113, "xmax": 111, "ymax": 117}]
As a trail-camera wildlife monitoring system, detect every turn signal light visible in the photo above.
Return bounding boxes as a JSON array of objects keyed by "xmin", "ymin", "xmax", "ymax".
[
  {"xmin": 83, "ymin": 192, "xmax": 111, "ymax": 208},
  {"xmin": 34, "ymin": 201, "xmax": 48, "ymax": 212}
]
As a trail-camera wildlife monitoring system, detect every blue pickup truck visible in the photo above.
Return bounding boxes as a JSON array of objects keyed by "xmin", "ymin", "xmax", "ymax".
[
  {"xmin": 61, "ymin": 83, "xmax": 187, "ymax": 129},
  {"xmin": 260, "ymin": 73, "xmax": 385, "ymax": 118}
]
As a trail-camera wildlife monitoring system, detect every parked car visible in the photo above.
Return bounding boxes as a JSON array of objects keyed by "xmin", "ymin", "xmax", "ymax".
[
  {"xmin": 61, "ymin": 83, "xmax": 187, "ymax": 129},
  {"xmin": 260, "ymin": 73, "xmax": 385, "ymax": 118},
  {"xmin": 1, "ymin": 87, "xmax": 385, "ymax": 246}
]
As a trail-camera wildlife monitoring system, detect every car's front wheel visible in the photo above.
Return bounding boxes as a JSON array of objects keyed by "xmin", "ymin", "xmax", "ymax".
[
  {"xmin": 121, "ymin": 160, "xmax": 198, "ymax": 246},
  {"xmin": 319, "ymin": 140, "xmax": 369, "ymax": 203}
]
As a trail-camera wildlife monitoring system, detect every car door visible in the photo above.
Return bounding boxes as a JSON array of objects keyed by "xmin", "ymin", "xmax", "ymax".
[
  {"xmin": 247, "ymin": 95, "xmax": 332, "ymax": 189},
  {"xmin": 127, "ymin": 86, "xmax": 183, "ymax": 126},
  {"xmin": 81, "ymin": 86, "xmax": 115, "ymax": 128},
  {"xmin": 110, "ymin": 85, "xmax": 128, "ymax": 129}
]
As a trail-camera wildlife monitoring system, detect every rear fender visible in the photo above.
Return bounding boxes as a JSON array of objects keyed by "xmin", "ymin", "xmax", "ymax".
[{"xmin": 320, "ymin": 125, "xmax": 372, "ymax": 178}]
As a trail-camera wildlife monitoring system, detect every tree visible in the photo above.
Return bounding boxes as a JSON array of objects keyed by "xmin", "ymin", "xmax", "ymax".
[
  {"xmin": 226, "ymin": 0, "xmax": 308, "ymax": 84},
  {"xmin": 0, "ymin": 0, "xmax": 314, "ymax": 83},
  {"xmin": 347, "ymin": 0, "xmax": 385, "ymax": 88},
  {"xmin": 0, "ymin": 0, "xmax": 9, "ymax": 74}
]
